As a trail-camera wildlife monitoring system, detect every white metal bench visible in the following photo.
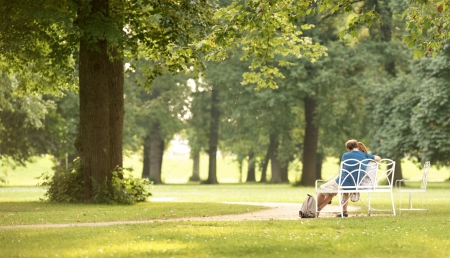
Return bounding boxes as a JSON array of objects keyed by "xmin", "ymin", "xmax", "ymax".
[
  {"xmin": 315, "ymin": 158, "xmax": 396, "ymax": 218},
  {"xmin": 395, "ymin": 161, "xmax": 430, "ymax": 214}
]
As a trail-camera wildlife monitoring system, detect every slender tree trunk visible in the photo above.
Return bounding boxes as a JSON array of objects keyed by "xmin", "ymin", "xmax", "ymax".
[
  {"xmin": 393, "ymin": 159, "xmax": 404, "ymax": 186},
  {"xmin": 149, "ymin": 123, "xmax": 164, "ymax": 184},
  {"xmin": 142, "ymin": 135, "xmax": 151, "ymax": 178},
  {"xmin": 376, "ymin": 1, "xmax": 396, "ymax": 77},
  {"xmin": 270, "ymin": 134, "xmax": 282, "ymax": 183},
  {"xmin": 372, "ymin": 0, "xmax": 404, "ymax": 184},
  {"xmin": 316, "ymin": 152, "xmax": 324, "ymax": 180},
  {"xmin": 76, "ymin": 0, "xmax": 124, "ymax": 200},
  {"xmin": 246, "ymin": 148, "xmax": 256, "ymax": 182},
  {"xmin": 279, "ymin": 135, "xmax": 292, "ymax": 183},
  {"xmin": 238, "ymin": 159, "xmax": 243, "ymax": 183},
  {"xmin": 206, "ymin": 87, "xmax": 219, "ymax": 184},
  {"xmin": 158, "ymin": 138, "xmax": 164, "ymax": 176},
  {"xmin": 260, "ymin": 143, "xmax": 271, "ymax": 182},
  {"xmin": 189, "ymin": 149, "xmax": 200, "ymax": 181},
  {"xmin": 300, "ymin": 96, "xmax": 319, "ymax": 186},
  {"xmin": 280, "ymin": 161, "xmax": 289, "ymax": 183}
]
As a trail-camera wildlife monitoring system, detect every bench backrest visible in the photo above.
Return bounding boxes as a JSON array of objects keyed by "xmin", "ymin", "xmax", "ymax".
[{"xmin": 337, "ymin": 158, "xmax": 396, "ymax": 191}]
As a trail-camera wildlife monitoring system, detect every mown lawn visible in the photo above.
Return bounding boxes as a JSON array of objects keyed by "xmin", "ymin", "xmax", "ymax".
[
  {"xmin": 2, "ymin": 213, "xmax": 449, "ymax": 258},
  {"xmin": 1, "ymin": 183, "xmax": 450, "ymax": 257}
]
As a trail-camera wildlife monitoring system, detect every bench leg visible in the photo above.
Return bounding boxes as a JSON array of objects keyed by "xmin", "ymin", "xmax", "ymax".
[
  {"xmin": 390, "ymin": 190, "xmax": 396, "ymax": 216},
  {"xmin": 408, "ymin": 193, "xmax": 413, "ymax": 209}
]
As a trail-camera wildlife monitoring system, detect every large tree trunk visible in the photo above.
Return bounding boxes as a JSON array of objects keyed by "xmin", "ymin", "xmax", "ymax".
[
  {"xmin": 300, "ymin": 96, "xmax": 319, "ymax": 186},
  {"xmin": 76, "ymin": 0, "xmax": 123, "ymax": 200},
  {"xmin": 149, "ymin": 123, "xmax": 164, "ymax": 184},
  {"xmin": 246, "ymin": 148, "xmax": 256, "ymax": 182},
  {"xmin": 108, "ymin": 47, "xmax": 124, "ymax": 178},
  {"xmin": 189, "ymin": 149, "xmax": 200, "ymax": 181},
  {"xmin": 269, "ymin": 134, "xmax": 282, "ymax": 183},
  {"xmin": 206, "ymin": 87, "xmax": 219, "ymax": 184}
]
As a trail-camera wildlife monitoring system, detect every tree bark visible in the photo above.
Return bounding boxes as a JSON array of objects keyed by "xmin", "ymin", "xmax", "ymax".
[
  {"xmin": 300, "ymin": 96, "xmax": 319, "ymax": 186},
  {"xmin": 269, "ymin": 134, "xmax": 282, "ymax": 183},
  {"xmin": 149, "ymin": 123, "xmax": 164, "ymax": 184},
  {"xmin": 76, "ymin": 0, "xmax": 124, "ymax": 200},
  {"xmin": 189, "ymin": 149, "xmax": 200, "ymax": 181},
  {"xmin": 260, "ymin": 142, "xmax": 271, "ymax": 182},
  {"xmin": 316, "ymin": 152, "xmax": 324, "ymax": 180},
  {"xmin": 238, "ymin": 159, "xmax": 243, "ymax": 183},
  {"xmin": 142, "ymin": 135, "xmax": 151, "ymax": 179},
  {"xmin": 279, "ymin": 135, "xmax": 292, "ymax": 183},
  {"xmin": 375, "ymin": 1, "xmax": 396, "ymax": 77},
  {"xmin": 280, "ymin": 162, "xmax": 289, "ymax": 183},
  {"xmin": 372, "ymin": 0, "xmax": 404, "ymax": 183},
  {"xmin": 393, "ymin": 159, "xmax": 404, "ymax": 186},
  {"xmin": 206, "ymin": 87, "xmax": 219, "ymax": 184},
  {"xmin": 108, "ymin": 47, "xmax": 124, "ymax": 179},
  {"xmin": 246, "ymin": 148, "xmax": 256, "ymax": 182}
]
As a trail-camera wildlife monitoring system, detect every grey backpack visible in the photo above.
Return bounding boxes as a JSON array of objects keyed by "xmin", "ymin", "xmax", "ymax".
[{"xmin": 299, "ymin": 194, "xmax": 316, "ymax": 218}]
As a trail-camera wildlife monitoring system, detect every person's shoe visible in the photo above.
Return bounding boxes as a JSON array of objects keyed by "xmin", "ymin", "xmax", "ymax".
[{"xmin": 336, "ymin": 211, "xmax": 348, "ymax": 217}]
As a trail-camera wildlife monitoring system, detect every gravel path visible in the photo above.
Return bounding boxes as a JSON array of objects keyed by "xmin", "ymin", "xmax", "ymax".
[{"xmin": 0, "ymin": 202, "xmax": 363, "ymax": 230}]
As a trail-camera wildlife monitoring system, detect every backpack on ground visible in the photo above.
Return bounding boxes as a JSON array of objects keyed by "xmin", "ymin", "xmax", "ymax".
[{"xmin": 299, "ymin": 194, "xmax": 316, "ymax": 218}]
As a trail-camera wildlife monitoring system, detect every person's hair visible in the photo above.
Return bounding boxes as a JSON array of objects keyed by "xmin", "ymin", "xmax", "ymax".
[
  {"xmin": 357, "ymin": 142, "xmax": 368, "ymax": 153},
  {"xmin": 345, "ymin": 139, "xmax": 358, "ymax": 150}
]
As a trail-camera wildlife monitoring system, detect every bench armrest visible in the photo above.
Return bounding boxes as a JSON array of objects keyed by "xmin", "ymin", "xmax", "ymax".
[{"xmin": 315, "ymin": 172, "xmax": 339, "ymax": 190}]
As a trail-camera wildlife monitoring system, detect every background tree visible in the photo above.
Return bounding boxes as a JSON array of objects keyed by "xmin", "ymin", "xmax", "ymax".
[
  {"xmin": 124, "ymin": 64, "xmax": 190, "ymax": 184},
  {"xmin": 186, "ymin": 81, "xmax": 210, "ymax": 182}
]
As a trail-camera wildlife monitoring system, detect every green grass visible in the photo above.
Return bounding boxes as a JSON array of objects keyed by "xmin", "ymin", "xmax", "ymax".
[
  {"xmin": 0, "ymin": 156, "xmax": 54, "ymax": 186},
  {"xmin": 0, "ymin": 202, "xmax": 265, "ymax": 226},
  {"xmin": 1, "ymin": 184, "xmax": 450, "ymax": 257},
  {"xmin": 1, "ymin": 155, "xmax": 450, "ymax": 257},
  {"xmin": 2, "ymin": 204, "xmax": 450, "ymax": 257}
]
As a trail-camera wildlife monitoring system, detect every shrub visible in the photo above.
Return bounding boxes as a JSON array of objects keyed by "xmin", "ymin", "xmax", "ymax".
[
  {"xmin": 38, "ymin": 158, "xmax": 152, "ymax": 204},
  {"xmin": 91, "ymin": 167, "xmax": 153, "ymax": 205}
]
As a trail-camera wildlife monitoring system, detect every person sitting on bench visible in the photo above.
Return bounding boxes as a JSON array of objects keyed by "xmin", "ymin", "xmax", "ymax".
[{"xmin": 316, "ymin": 139, "xmax": 381, "ymax": 217}]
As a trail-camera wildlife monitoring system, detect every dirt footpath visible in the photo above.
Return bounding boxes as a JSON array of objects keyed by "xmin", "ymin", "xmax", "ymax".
[{"xmin": 0, "ymin": 202, "xmax": 363, "ymax": 230}]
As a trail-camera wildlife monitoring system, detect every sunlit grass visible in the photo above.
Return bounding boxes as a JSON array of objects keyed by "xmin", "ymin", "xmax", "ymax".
[
  {"xmin": 0, "ymin": 186, "xmax": 46, "ymax": 202},
  {"xmin": 2, "ymin": 207, "xmax": 450, "ymax": 258},
  {"xmin": 1, "ymin": 182, "xmax": 450, "ymax": 257},
  {"xmin": 0, "ymin": 156, "xmax": 54, "ymax": 186},
  {"xmin": 1, "ymin": 183, "xmax": 449, "ymax": 225},
  {"xmin": 2, "ymin": 153, "xmax": 448, "ymax": 186},
  {"xmin": 0, "ymin": 201, "xmax": 265, "ymax": 226}
]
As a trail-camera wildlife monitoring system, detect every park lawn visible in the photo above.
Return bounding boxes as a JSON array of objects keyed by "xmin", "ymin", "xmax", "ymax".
[
  {"xmin": 1, "ymin": 184, "xmax": 450, "ymax": 257},
  {"xmin": 3, "ymin": 154, "xmax": 449, "ymax": 186},
  {"xmin": 1, "ymin": 183, "xmax": 449, "ymax": 226},
  {"xmin": 0, "ymin": 202, "xmax": 266, "ymax": 226},
  {"xmin": 2, "ymin": 206, "xmax": 450, "ymax": 258}
]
